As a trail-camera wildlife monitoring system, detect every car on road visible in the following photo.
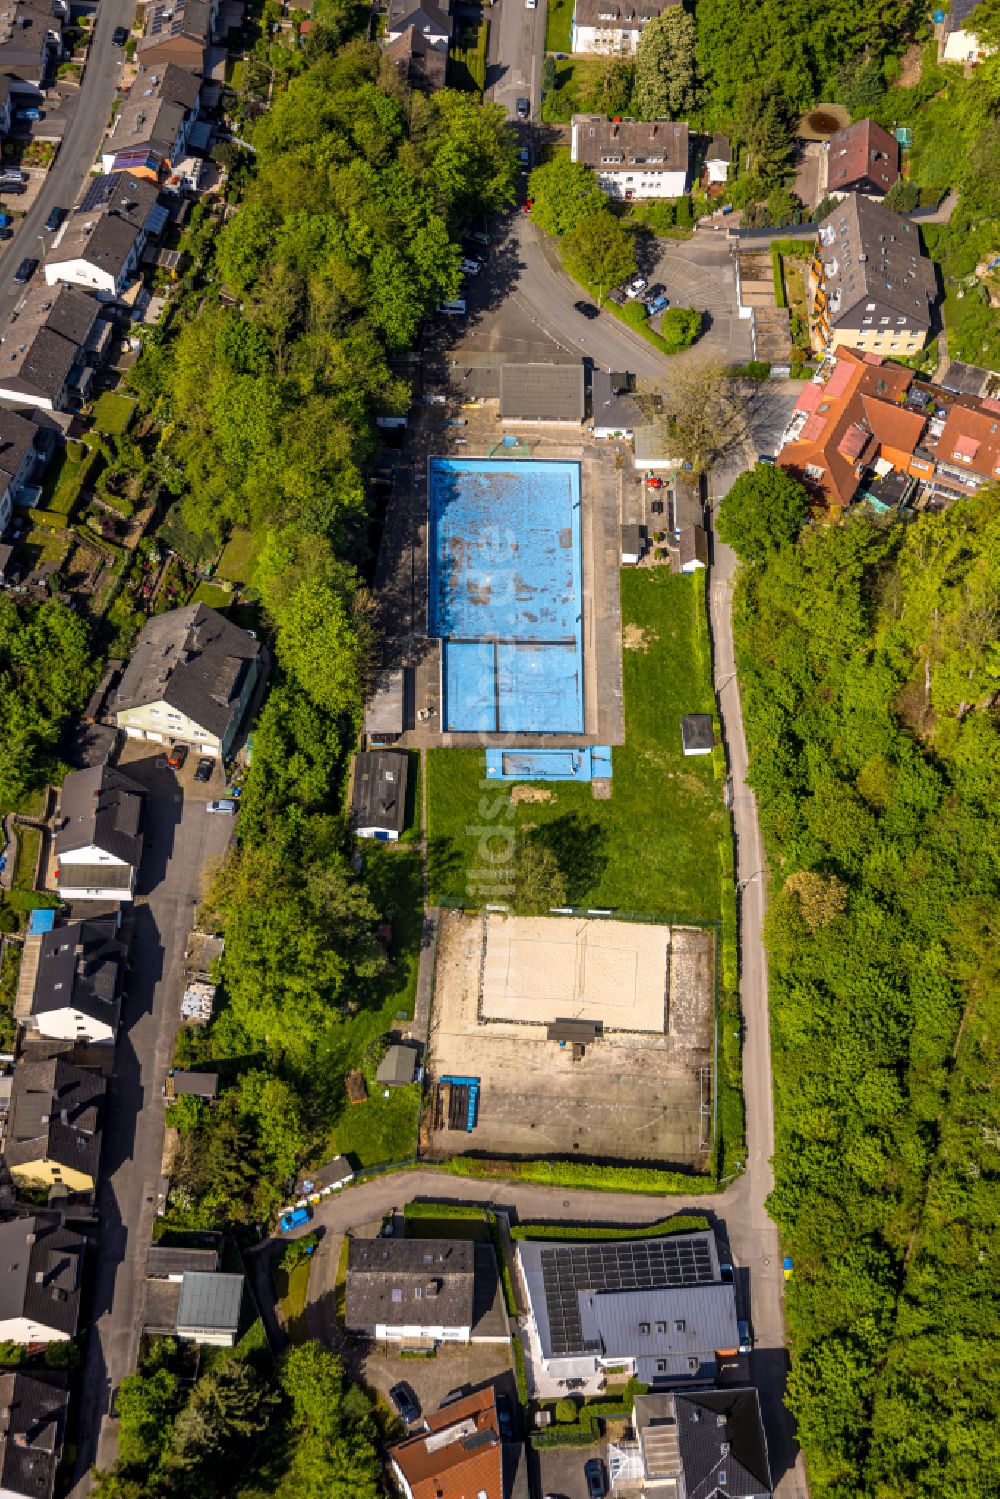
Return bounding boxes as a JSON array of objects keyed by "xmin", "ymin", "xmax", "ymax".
[
  {"xmin": 389, "ymin": 1382, "xmax": 421, "ymax": 1424},
  {"xmin": 44, "ymin": 206, "xmax": 64, "ymax": 232},
  {"xmin": 585, "ymin": 1458, "xmax": 607, "ymax": 1497},
  {"xmin": 516, "ymin": 97, "xmax": 530, "ymax": 119},
  {"xmin": 206, "ymin": 798, "xmax": 238, "ymax": 815},
  {"xmin": 574, "ymin": 299, "xmax": 599, "ymax": 319},
  {"xmin": 526, "ymin": 0, "xmax": 537, "ymax": 7},
  {"xmin": 496, "ymin": 1395, "xmax": 514, "ymax": 1438},
  {"xmin": 279, "ymin": 1206, "xmax": 311, "ymax": 1232},
  {"xmin": 166, "ymin": 743, "xmax": 188, "ymax": 770},
  {"xmin": 194, "ymin": 756, "xmax": 214, "ymax": 783},
  {"xmin": 112, "ymin": 24, "xmax": 129, "ymax": 44},
  {"xmin": 738, "ymin": 1317, "xmax": 753, "ymax": 1353},
  {"xmin": 13, "ymin": 256, "xmax": 37, "ymax": 284},
  {"xmin": 625, "ymin": 277, "xmax": 647, "ymax": 299}
]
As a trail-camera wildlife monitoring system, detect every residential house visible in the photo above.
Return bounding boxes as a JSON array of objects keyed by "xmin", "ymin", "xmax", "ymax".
[
  {"xmin": 571, "ymin": 115, "xmax": 689, "ymax": 200},
  {"xmin": 0, "ymin": 405, "xmax": 58, "ymax": 533},
  {"xmin": 385, "ymin": 0, "xmax": 452, "ymax": 50},
  {"xmin": 351, "ymin": 749, "xmax": 409, "ymax": 840},
  {"xmin": 45, "ymin": 173, "xmax": 166, "ymax": 300},
  {"xmin": 345, "ymin": 1238, "xmax": 475, "ymax": 1343},
  {"xmin": 102, "ymin": 62, "xmax": 202, "ymax": 181},
  {"xmin": 941, "ymin": 0, "xmax": 995, "ymax": 63},
  {"xmin": 0, "ymin": 1372, "xmax": 69, "ymax": 1499},
  {"xmin": 136, "ymin": 0, "xmax": 219, "ymax": 71},
  {"xmin": 383, "ymin": 23, "xmax": 448, "ymax": 93},
  {"xmin": 621, "ymin": 523, "xmax": 646, "ymax": 564},
  {"xmin": 592, "ymin": 369, "xmax": 640, "ymax": 439},
  {"xmin": 389, "ymin": 1386, "xmax": 529, "ymax": 1499},
  {"xmin": 0, "ymin": 283, "xmax": 112, "ymax": 412},
  {"xmin": 608, "ymin": 1388, "xmax": 772, "ymax": 1498},
  {"xmin": 706, "ymin": 133, "xmax": 732, "ymax": 184},
  {"xmin": 293, "ymin": 1154, "xmax": 353, "ymax": 1201},
  {"xmin": 143, "ymin": 1250, "xmax": 244, "ymax": 1347},
  {"xmin": 516, "ymin": 1232, "xmax": 740, "ymax": 1384},
  {"xmin": 672, "ymin": 470, "xmax": 703, "ymax": 535},
  {"xmin": 572, "ymin": 0, "xmax": 680, "ymax": 56},
  {"xmin": 111, "ymin": 602, "xmax": 263, "ymax": 759},
  {"xmin": 808, "ymin": 194, "xmax": 937, "ymax": 357},
  {"xmin": 375, "ymin": 1044, "xmax": 419, "ymax": 1087},
  {"xmin": 26, "ymin": 917, "xmax": 124, "ymax": 1045},
  {"xmin": 0, "ymin": 1217, "xmax": 84, "ymax": 1343},
  {"xmin": 54, "ymin": 763, "xmax": 144, "ymax": 903},
  {"xmin": 927, "ymin": 398, "xmax": 1000, "ymax": 499},
  {"xmin": 498, "ymin": 360, "xmax": 585, "ymax": 422},
  {"xmin": 824, "ymin": 119, "xmax": 899, "ymax": 199},
  {"xmin": 776, "ymin": 348, "xmax": 925, "ymax": 509},
  {"xmin": 4, "ymin": 1058, "xmax": 104, "ymax": 1194},
  {"xmin": 0, "ymin": 0, "xmax": 65, "ymax": 89}
]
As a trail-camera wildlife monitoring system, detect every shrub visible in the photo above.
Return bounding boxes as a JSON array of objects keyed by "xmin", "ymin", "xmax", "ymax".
[
  {"xmin": 510, "ymin": 1214, "xmax": 709, "ymax": 1242},
  {"xmin": 444, "ymin": 1156, "xmax": 713, "ymax": 1195},
  {"xmin": 555, "ymin": 1397, "xmax": 579, "ymax": 1423}
]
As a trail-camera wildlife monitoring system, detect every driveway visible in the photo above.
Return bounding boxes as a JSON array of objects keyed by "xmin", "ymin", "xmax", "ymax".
[
  {"xmin": 0, "ymin": 0, "xmax": 138, "ymax": 320},
  {"xmin": 70, "ymin": 744, "xmax": 235, "ymax": 1494},
  {"xmin": 642, "ymin": 235, "xmax": 753, "ymax": 366}
]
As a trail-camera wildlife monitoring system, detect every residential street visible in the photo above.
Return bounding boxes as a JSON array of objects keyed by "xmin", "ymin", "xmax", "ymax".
[
  {"xmin": 0, "ymin": 0, "xmax": 137, "ymax": 323},
  {"xmin": 70, "ymin": 750, "xmax": 234, "ymax": 1495},
  {"xmin": 486, "ymin": 0, "xmax": 543, "ymax": 121}
]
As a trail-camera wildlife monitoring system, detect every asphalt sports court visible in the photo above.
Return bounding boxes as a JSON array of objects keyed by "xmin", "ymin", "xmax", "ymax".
[
  {"xmin": 480, "ymin": 915, "xmax": 669, "ymax": 1033},
  {"xmin": 427, "ymin": 458, "xmax": 584, "ymax": 734}
]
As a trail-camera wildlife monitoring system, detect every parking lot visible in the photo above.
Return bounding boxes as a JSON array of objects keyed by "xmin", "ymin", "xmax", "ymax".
[{"xmin": 535, "ymin": 1439, "xmax": 613, "ymax": 1499}]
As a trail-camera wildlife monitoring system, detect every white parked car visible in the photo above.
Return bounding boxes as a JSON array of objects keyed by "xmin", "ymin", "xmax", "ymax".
[
  {"xmin": 460, "ymin": 258, "xmax": 481, "ymax": 276},
  {"xmin": 626, "ymin": 278, "xmax": 648, "ymax": 299},
  {"xmin": 526, "ymin": 0, "xmax": 537, "ymax": 8}
]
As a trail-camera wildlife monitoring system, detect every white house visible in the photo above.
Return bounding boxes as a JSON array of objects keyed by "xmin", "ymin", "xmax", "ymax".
[
  {"xmin": 112, "ymin": 603, "xmax": 263, "ymax": 760},
  {"xmin": 941, "ymin": 0, "xmax": 994, "ymax": 62},
  {"xmin": 0, "ymin": 1218, "xmax": 84, "ymax": 1344},
  {"xmin": 45, "ymin": 173, "xmax": 166, "ymax": 300},
  {"xmin": 27, "ymin": 917, "xmax": 124, "ymax": 1044},
  {"xmin": 572, "ymin": 0, "xmax": 680, "ymax": 55},
  {"xmin": 706, "ymin": 132, "xmax": 732, "ymax": 184},
  {"xmin": 571, "ymin": 114, "xmax": 689, "ymax": 200},
  {"xmin": 54, "ymin": 764, "xmax": 144, "ymax": 903}
]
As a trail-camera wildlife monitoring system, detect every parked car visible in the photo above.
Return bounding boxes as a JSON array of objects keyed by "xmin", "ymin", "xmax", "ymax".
[
  {"xmin": 13, "ymin": 257, "xmax": 37, "ymax": 284},
  {"xmin": 112, "ymin": 24, "xmax": 129, "ymax": 44},
  {"xmin": 517, "ymin": 148, "xmax": 530, "ymax": 165},
  {"xmin": 625, "ymin": 277, "xmax": 647, "ymax": 299},
  {"xmin": 460, "ymin": 258, "xmax": 481, "ymax": 276},
  {"xmin": 389, "ymin": 1382, "xmax": 421, "ymax": 1424},
  {"xmin": 15, "ymin": 108, "xmax": 41, "ymax": 122},
  {"xmin": 738, "ymin": 1317, "xmax": 753, "ymax": 1353},
  {"xmin": 496, "ymin": 1395, "xmax": 514, "ymax": 1439},
  {"xmin": 646, "ymin": 295, "xmax": 669, "ymax": 315},
  {"xmin": 720, "ymin": 1262, "xmax": 734, "ymax": 1282},
  {"xmin": 574, "ymin": 299, "xmax": 599, "ymax": 319},
  {"xmin": 166, "ymin": 743, "xmax": 188, "ymax": 770},
  {"xmin": 585, "ymin": 1459, "xmax": 607, "ymax": 1498},
  {"xmin": 467, "ymin": 228, "xmax": 490, "ymax": 246},
  {"xmin": 0, "ymin": 228, "xmax": 11, "ymax": 241},
  {"xmin": 44, "ymin": 206, "xmax": 64, "ymax": 232},
  {"xmin": 438, "ymin": 298, "xmax": 466, "ymax": 315},
  {"xmin": 522, "ymin": 197, "xmax": 534, "ymax": 215},
  {"xmin": 194, "ymin": 757, "xmax": 214, "ymax": 783},
  {"xmin": 516, "ymin": 97, "xmax": 530, "ymax": 118},
  {"xmin": 206, "ymin": 798, "xmax": 238, "ymax": 815},
  {"xmin": 279, "ymin": 1206, "xmax": 311, "ymax": 1233}
]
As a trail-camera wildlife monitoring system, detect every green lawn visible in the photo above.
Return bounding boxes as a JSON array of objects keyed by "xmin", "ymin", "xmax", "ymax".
[
  {"xmin": 216, "ymin": 528, "xmax": 258, "ymax": 585},
  {"xmin": 427, "ymin": 571, "xmax": 726, "ymax": 920},
  {"xmin": 225, "ymin": 55, "xmax": 247, "ymax": 90},
  {"xmin": 541, "ymin": 57, "xmax": 608, "ymax": 123},
  {"xmin": 39, "ymin": 440, "xmax": 97, "ymax": 518},
  {"xmin": 189, "ymin": 580, "xmax": 232, "ymax": 608},
  {"xmin": 91, "ymin": 392, "xmax": 136, "ymax": 437},
  {"xmin": 316, "ymin": 846, "xmax": 424, "ymax": 1168},
  {"xmin": 12, "ymin": 826, "xmax": 39, "ymax": 894},
  {"xmin": 545, "ymin": 0, "xmax": 573, "ymax": 53},
  {"xmin": 271, "ymin": 1253, "xmax": 312, "ymax": 1344}
]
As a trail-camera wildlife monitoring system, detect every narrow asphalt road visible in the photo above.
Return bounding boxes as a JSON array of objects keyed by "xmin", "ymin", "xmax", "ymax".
[
  {"xmin": 0, "ymin": 0, "xmax": 136, "ymax": 323},
  {"xmin": 71, "ymin": 752, "xmax": 233, "ymax": 1495},
  {"xmin": 486, "ymin": 0, "xmax": 543, "ymax": 122}
]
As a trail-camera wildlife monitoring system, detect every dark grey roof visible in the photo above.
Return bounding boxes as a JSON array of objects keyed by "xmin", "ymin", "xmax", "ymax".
[
  {"xmin": 681, "ymin": 714, "xmax": 714, "ymax": 752},
  {"xmin": 175, "ymin": 1270, "xmax": 243, "ymax": 1333},
  {"xmin": 386, "ymin": 0, "xmax": 452, "ymax": 34},
  {"xmin": 142, "ymin": 0, "xmax": 215, "ymax": 45},
  {"xmin": 169, "ymin": 1070, "xmax": 218, "ymax": 1098},
  {"xmin": 816, "ymin": 193, "xmax": 936, "ymax": 327},
  {"xmin": 592, "ymin": 369, "xmax": 640, "ymax": 431},
  {"xmin": 38, "ymin": 286, "xmax": 100, "ymax": 347},
  {"xmin": 77, "ymin": 172, "xmax": 161, "ymax": 224},
  {"xmin": 578, "ymin": 1283, "xmax": 739, "ymax": 1382},
  {"xmin": 375, "ymin": 1044, "xmax": 418, "ymax": 1086},
  {"xmin": 352, "ymin": 750, "xmax": 408, "ymax": 834},
  {"xmin": 0, "ymin": 406, "xmax": 40, "ymax": 483},
  {"xmin": 0, "ymin": 1372, "xmax": 68, "ymax": 1499},
  {"xmin": 0, "ymin": 328, "xmax": 76, "ymax": 404},
  {"xmin": 145, "ymin": 1244, "xmax": 219, "ymax": 1279},
  {"xmin": 621, "ymin": 523, "xmax": 646, "ymax": 558},
  {"xmin": 383, "ymin": 24, "xmax": 448, "ymax": 91},
  {"xmin": 573, "ymin": 0, "xmax": 680, "ymax": 28},
  {"xmin": 707, "ymin": 133, "xmax": 732, "ymax": 164},
  {"xmin": 53, "ymin": 862, "xmax": 133, "ymax": 891},
  {"xmin": 673, "ymin": 471, "xmax": 703, "ymax": 531},
  {"xmin": 679, "ymin": 525, "xmax": 708, "ymax": 568},
  {"xmin": 295, "ymin": 1154, "xmax": 353, "ymax": 1195},
  {"xmin": 573, "ymin": 115, "xmax": 690, "ymax": 177},
  {"xmin": 0, "ymin": 1217, "xmax": 85, "ymax": 1338},
  {"xmin": 31, "ymin": 919, "xmax": 124, "ymax": 1034},
  {"xmin": 56, "ymin": 764, "xmax": 143, "ymax": 866},
  {"xmin": 499, "ymin": 361, "xmax": 585, "ymax": 422},
  {"xmin": 345, "ymin": 1237, "xmax": 475, "ymax": 1333},
  {"xmin": 134, "ymin": 60, "xmax": 203, "ymax": 110},
  {"xmin": 52, "ymin": 174, "xmax": 162, "ymax": 280},
  {"xmin": 518, "ymin": 1233, "xmax": 721, "ymax": 1361},
  {"xmin": 673, "ymin": 1388, "xmax": 772, "ymax": 1497},
  {"xmin": 945, "ymin": 0, "xmax": 980, "ymax": 33},
  {"xmin": 5, "ymin": 1059, "xmax": 104, "ymax": 1184},
  {"xmin": 113, "ymin": 603, "xmax": 261, "ymax": 740}
]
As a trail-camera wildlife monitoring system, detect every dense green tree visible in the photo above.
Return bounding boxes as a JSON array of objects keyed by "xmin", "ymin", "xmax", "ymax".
[
  {"xmin": 647, "ymin": 359, "xmax": 753, "ymax": 474},
  {"xmin": 736, "ymin": 82, "xmax": 794, "ymax": 186},
  {"xmin": 633, "ymin": 8, "xmax": 698, "ymax": 119},
  {"xmin": 716, "ymin": 465, "xmax": 810, "ymax": 560},
  {"xmin": 115, "ymin": 1368, "xmax": 180, "ymax": 1469},
  {"xmin": 527, "ymin": 157, "xmax": 607, "ymax": 237},
  {"xmin": 658, "ymin": 305, "xmax": 701, "ymax": 353},
  {"xmin": 562, "ymin": 210, "xmax": 636, "ymax": 299}
]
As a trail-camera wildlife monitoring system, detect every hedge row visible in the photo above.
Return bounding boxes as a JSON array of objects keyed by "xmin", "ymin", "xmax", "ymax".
[
  {"xmin": 443, "ymin": 1156, "xmax": 714, "ymax": 1196},
  {"xmin": 402, "ymin": 1200, "xmax": 484, "ymax": 1221},
  {"xmin": 531, "ymin": 1380, "xmax": 649, "ymax": 1448},
  {"xmin": 771, "ymin": 246, "xmax": 786, "ymax": 309},
  {"xmin": 510, "ymin": 1213, "xmax": 709, "ymax": 1242},
  {"xmin": 512, "ymin": 1333, "xmax": 528, "ymax": 1405}
]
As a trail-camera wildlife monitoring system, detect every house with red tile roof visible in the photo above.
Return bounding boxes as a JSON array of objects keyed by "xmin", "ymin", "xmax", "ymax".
[
  {"xmin": 389, "ymin": 1386, "xmax": 528, "ymax": 1499},
  {"xmin": 824, "ymin": 119, "xmax": 899, "ymax": 199},
  {"xmin": 926, "ymin": 399, "xmax": 1000, "ymax": 497}
]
